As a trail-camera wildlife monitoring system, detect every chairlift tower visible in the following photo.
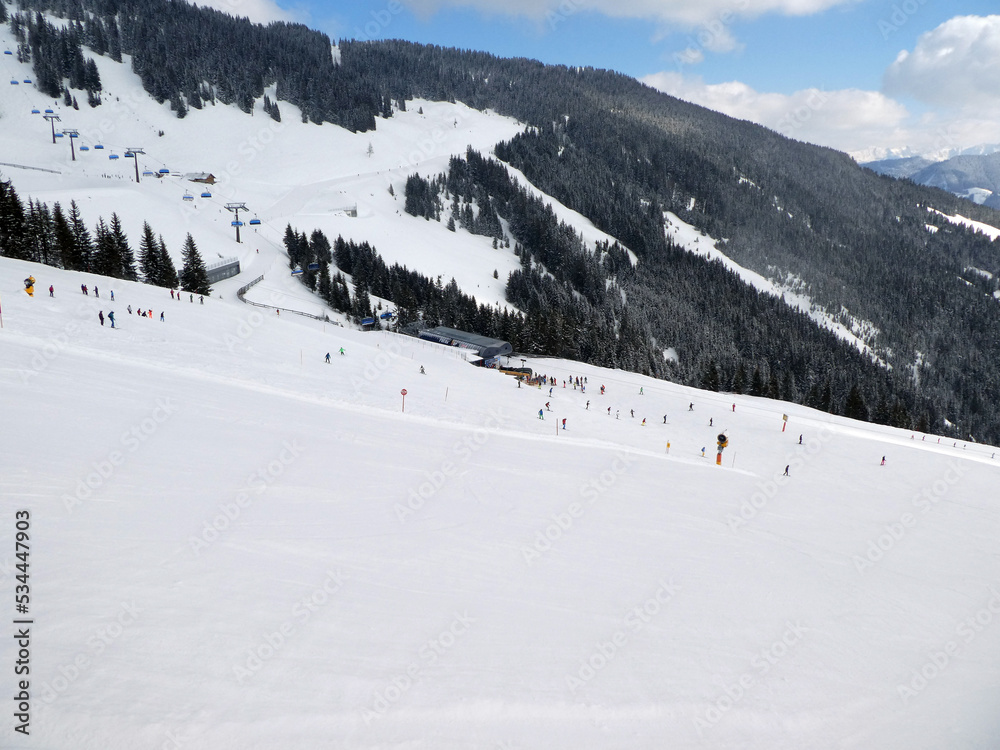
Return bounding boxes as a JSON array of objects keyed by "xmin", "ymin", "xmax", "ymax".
[
  {"xmin": 43, "ymin": 113, "xmax": 61, "ymax": 144},
  {"xmin": 61, "ymin": 129, "xmax": 79, "ymax": 161},
  {"xmin": 125, "ymin": 147, "xmax": 145, "ymax": 183},
  {"xmin": 225, "ymin": 202, "xmax": 248, "ymax": 243}
]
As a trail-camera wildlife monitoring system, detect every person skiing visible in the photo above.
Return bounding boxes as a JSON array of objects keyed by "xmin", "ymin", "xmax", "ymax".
[
  {"xmin": 639, "ymin": 387, "xmax": 644, "ymax": 395},
  {"xmin": 880, "ymin": 456, "xmax": 886, "ymax": 466},
  {"xmin": 616, "ymin": 410, "xmax": 619, "ymax": 420},
  {"xmin": 799, "ymin": 434, "xmax": 803, "ymax": 444},
  {"xmin": 689, "ymin": 402, "xmax": 693, "ymax": 411},
  {"xmin": 339, "ymin": 347, "xmax": 345, "ymax": 356},
  {"xmin": 549, "ymin": 387, "xmax": 554, "ymax": 396},
  {"xmin": 108, "ymin": 311, "xmax": 115, "ymax": 328},
  {"xmin": 538, "ymin": 409, "xmax": 544, "ymax": 420},
  {"xmin": 419, "ymin": 366, "xmax": 425, "ymax": 374},
  {"xmin": 170, "ymin": 289, "xmax": 175, "ymax": 299},
  {"xmin": 49, "ymin": 285, "xmax": 54, "ymax": 297},
  {"xmin": 81, "ymin": 284, "xmax": 88, "ymax": 295},
  {"xmin": 732, "ymin": 403, "xmax": 736, "ymax": 412},
  {"xmin": 663, "ymin": 415, "xmax": 667, "ymax": 424},
  {"xmin": 607, "ymin": 407, "xmax": 611, "ymax": 416},
  {"xmin": 199, "ymin": 296, "xmax": 204, "ymax": 305},
  {"xmin": 325, "ymin": 353, "xmax": 331, "ymax": 363},
  {"xmin": 128, "ymin": 305, "xmax": 132, "ymax": 314},
  {"xmin": 98, "ymin": 311, "xmax": 104, "ymax": 326},
  {"xmin": 586, "ymin": 400, "xmax": 590, "ymax": 410},
  {"xmin": 545, "ymin": 402, "xmax": 551, "ymax": 411},
  {"xmin": 630, "ymin": 409, "xmax": 634, "ymax": 418},
  {"xmin": 701, "ymin": 447, "xmax": 706, "ymax": 456},
  {"xmin": 600, "ymin": 385, "xmax": 605, "ymax": 395},
  {"xmin": 94, "ymin": 286, "xmax": 99, "ymax": 298},
  {"xmin": 709, "ymin": 418, "xmax": 713, "ymax": 427},
  {"xmin": 110, "ymin": 290, "xmax": 114, "ymax": 301},
  {"xmin": 562, "ymin": 418, "xmax": 567, "ymax": 430},
  {"xmin": 160, "ymin": 312, "xmax": 164, "ymax": 322},
  {"xmin": 641, "ymin": 418, "xmax": 646, "ymax": 426},
  {"xmin": 783, "ymin": 465, "xmax": 790, "ymax": 476}
]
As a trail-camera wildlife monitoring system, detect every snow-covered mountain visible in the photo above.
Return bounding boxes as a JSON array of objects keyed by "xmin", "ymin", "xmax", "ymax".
[{"xmin": 4, "ymin": 16, "xmax": 1000, "ymax": 750}]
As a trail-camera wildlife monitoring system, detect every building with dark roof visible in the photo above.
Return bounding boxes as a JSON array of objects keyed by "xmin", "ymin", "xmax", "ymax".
[{"xmin": 418, "ymin": 326, "xmax": 512, "ymax": 359}]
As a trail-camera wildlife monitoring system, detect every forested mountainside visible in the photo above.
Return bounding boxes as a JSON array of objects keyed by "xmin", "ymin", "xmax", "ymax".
[{"xmin": 8, "ymin": 0, "xmax": 1000, "ymax": 441}]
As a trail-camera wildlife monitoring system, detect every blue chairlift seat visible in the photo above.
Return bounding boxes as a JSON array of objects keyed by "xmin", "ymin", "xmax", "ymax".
[
  {"xmin": 93, "ymin": 143, "xmax": 103, "ymax": 149},
  {"xmin": 361, "ymin": 317, "xmax": 376, "ymax": 326},
  {"xmin": 143, "ymin": 170, "xmax": 155, "ymax": 176},
  {"xmin": 108, "ymin": 153, "xmax": 119, "ymax": 159},
  {"xmin": 200, "ymin": 191, "xmax": 212, "ymax": 198},
  {"xmin": 44, "ymin": 108, "xmax": 54, "ymax": 113},
  {"xmin": 79, "ymin": 146, "xmax": 89, "ymax": 151},
  {"xmin": 158, "ymin": 168, "xmax": 169, "ymax": 174},
  {"xmin": 31, "ymin": 109, "xmax": 39, "ymax": 114},
  {"xmin": 249, "ymin": 218, "xmax": 261, "ymax": 225},
  {"xmin": 124, "ymin": 151, "xmax": 134, "ymax": 157},
  {"xmin": 182, "ymin": 193, "xmax": 194, "ymax": 201},
  {"xmin": 231, "ymin": 220, "xmax": 244, "ymax": 227},
  {"xmin": 10, "ymin": 80, "xmax": 18, "ymax": 85},
  {"xmin": 23, "ymin": 79, "xmax": 31, "ymax": 84},
  {"xmin": 55, "ymin": 132, "xmax": 64, "ymax": 137},
  {"xmin": 3, "ymin": 51, "xmax": 12, "ymax": 55}
]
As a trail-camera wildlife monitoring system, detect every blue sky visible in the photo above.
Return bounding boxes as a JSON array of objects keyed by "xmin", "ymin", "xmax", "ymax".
[{"xmin": 207, "ymin": 0, "xmax": 1000, "ymax": 159}]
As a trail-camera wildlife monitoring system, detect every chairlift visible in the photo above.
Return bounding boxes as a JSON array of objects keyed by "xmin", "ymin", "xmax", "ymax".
[
  {"xmin": 108, "ymin": 153, "xmax": 119, "ymax": 159},
  {"xmin": 380, "ymin": 311, "xmax": 394, "ymax": 320},
  {"xmin": 248, "ymin": 218, "xmax": 261, "ymax": 226},
  {"xmin": 361, "ymin": 317, "xmax": 376, "ymax": 326},
  {"xmin": 291, "ymin": 266, "xmax": 304, "ymax": 276},
  {"xmin": 124, "ymin": 151, "xmax": 134, "ymax": 157},
  {"xmin": 23, "ymin": 79, "xmax": 31, "ymax": 84},
  {"xmin": 158, "ymin": 168, "xmax": 169, "ymax": 174},
  {"xmin": 200, "ymin": 191, "xmax": 212, "ymax": 198},
  {"xmin": 182, "ymin": 192, "xmax": 194, "ymax": 201},
  {"xmin": 9, "ymin": 80, "xmax": 18, "ymax": 85},
  {"xmin": 231, "ymin": 220, "xmax": 243, "ymax": 227},
  {"xmin": 79, "ymin": 145, "xmax": 89, "ymax": 151},
  {"xmin": 93, "ymin": 143, "xmax": 103, "ymax": 149},
  {"xmin": 44, "ymin": 109, "xmax": 54, "ymax": 114},
  {"xmin": 3, "ymin": 51, "xmax": 12, "ymax": 55},
  {"xmin": 31, "ymin": 109, "xmax": 39, "ymax": 114},
  {"xmin": 142, "ymin": 170, "xmax": 155, "ymax": 177},
  {"xmin": 54, "ymin": 132, "xmax": 64, "ymax": 138}
]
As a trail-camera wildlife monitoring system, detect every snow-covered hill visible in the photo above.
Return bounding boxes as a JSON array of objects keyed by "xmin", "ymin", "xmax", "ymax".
[
  {"xmin": 4, "ymin": 240, "xmax": 1000, "ymax": 750},
  {"xmin": 5, "ymin": 20, "xmax": 1000, "ymax": 750}
]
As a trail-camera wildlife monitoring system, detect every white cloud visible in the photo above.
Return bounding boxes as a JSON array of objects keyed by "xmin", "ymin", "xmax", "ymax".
[
  {"xmin": 189, "ymin": 0, "xmax": 300, "ymax": 26},
  {"xmin": 642, "ymin": 69, "xmax": 1000, "ymax": 160},
  {"xmin": 883, "ymin": 15, "xmax": 1000, "ymax": 108},
  {"xmin": 402, "ymin": 0, "xmax": 856, "ymax": 29},
  {"xmin": 642, "ymin": 72, "xmax": 910, "ymax": 154}
]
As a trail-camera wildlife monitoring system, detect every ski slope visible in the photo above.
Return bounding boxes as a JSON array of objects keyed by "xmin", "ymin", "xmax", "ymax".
[{"xmin": 3, "ymin": 256, "xmax": 1000, "ymax": 750}]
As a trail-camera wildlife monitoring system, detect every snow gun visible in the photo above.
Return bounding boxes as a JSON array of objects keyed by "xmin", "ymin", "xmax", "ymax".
[{"xmin": 716, "ymin": 433, "xmax": 729, "ymax": 466}]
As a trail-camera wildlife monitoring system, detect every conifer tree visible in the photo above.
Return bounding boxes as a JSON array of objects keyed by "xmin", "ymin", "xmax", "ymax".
[
  {"xmin": 138, "ymin": 221, "xmax": 162, "ymax": 284},
  {"xmin": 179, "ymin": 233, "xmax": 212, "ymax": 294},
  {"xmin": 158, "ymin": 236, "xmax": 179, "ymax": 289}
]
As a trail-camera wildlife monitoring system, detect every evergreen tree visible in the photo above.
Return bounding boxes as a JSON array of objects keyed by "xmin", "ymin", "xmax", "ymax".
[
  {"xmin": 138, "ymin": 221, "xmax": 161, "ymax": 284},
  {"xmin": 51, "ymin": 202, "xmax": 74, "ymax": 269},
  {"xmin": 0, "ymin": 180, "xmax": 30, "ymax": 261},
  {"xmin": 109, "ymin": 213, "xmax": 137, "ymax": 280},
  {"xmin": 66, "ymin": 200, "xmax": 92, "ymax": 271},
  {"xmin": 179, "ymin": 233, "xmax": 212, "ymax": 294},
  {"xmin": 158, "ymin": 236, "xmax": 179, "ymax": 288},
  {"xmin": 844, "ymin": 384, "xmax": 869, "ymax": 422}
]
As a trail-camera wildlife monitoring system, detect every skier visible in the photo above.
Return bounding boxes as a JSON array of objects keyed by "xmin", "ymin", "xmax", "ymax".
[
  {"xmin": 562, "ymin": 418, "xmax": 567, "ymax": 430},
  {"xmin": 94, "ymin": 286, "xmax": 99, "ymax": 298},
  {"xmin": 549, "ymin": 387, "xmax": 553, "ymax": 396},
  {"xmin": 199, "ymin": 296, "xmax": 204, "ymax": 305},
  {"xmin": 640, "ymin": 387, "xmax": 644, "ymax": 395},
  {"xmin": 880, "ymin": 456, "xmax": 886, "ymax": 466},
  {"xmin": 701, "ymin": 447, "xmax": 706, "ymax": 456},
  {"xmin": 325, "ymin": 353, "xmax": 331, "ymax": 363},
  {"xmin": 538, "ymin": 409, "xmax": 544, "ymax": 420},
  {"xmin": 616, "ymin": 410, "xmax": 619, "ymax": 420},
  {"xmin": 49, "ymin": 285, "xmax": 54, "ymax": 297},
  {"xmin": 160, "ymin": 312, "xmax": 164, "ymax": 322},
  {"xmin": 607, "ymin": 406, "xmax": 611, "ymax": 416},
  {"xmin": 110, "ymin": 290, "xmax": 114, "ymax": 301},
  {"xmin": 545, "ymin": 402, "xmax": 551, "ymax": 411},
  {"xmin": 108, "ymin": 311, "xmax": 115, "ymax": 328},
  {"xmin": 81, "ymin": 284, "xmax": 88, "ymax": 295},
  {"xmin": 190, "ymin": 294, "xmax": 194, "ymax": 302},
  {"xmin": 709, "ymin": 418, "xmax": 713, "ymax": 427},
  {"xmin": 663, "ymin": 415, "xmax": 667, "ymax": 424},
  {"xmin": 98, "ymin": 311, "xmax": 104, "ymax": 326},
  {"xmin": 799, "ymin": 434, "xmax": 803, "ymax": 445},
  {"xmin": 600, "ymin": 385, "xmax": 605, "ymax": 395},
  {"xmin": 641, "ymin": 418, "xmax": 646, "ymax": 426},
  {"xmin": 586, "ymin": 400, "xmax": 590, "ymax": 410},
  {"xmin": 783, "ymin": 465, "xmax": 790, "ymax": 476},
  {"xmin": 689, "ymin": 402, "xmax": 693, "ymax": 411},
  {"xmin": 732, "ymin": 403, "xmax": 736, "ymax": 412},
  {"xmin": 630, "ymin": 409, "xmax": 634, "ymax": 418},
  {"xmin": 171, "ymin": 290, "xmax": 175, "ymax": 299},
  {"xmin": 339, "ymin": 347, "xmax": 345, "ymax": 356},
  {"xmin": 128, "ymin": 305, "xmax": 133, "ymax": 314},
  {"xmin": 419, "ymin": 366, "xmax": 425, "ymax": 374}
]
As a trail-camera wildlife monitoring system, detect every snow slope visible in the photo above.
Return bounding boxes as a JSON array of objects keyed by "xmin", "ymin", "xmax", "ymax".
[{"xmin": 3, "ymin": 255, "xmax": 1000, "ymax": 750}]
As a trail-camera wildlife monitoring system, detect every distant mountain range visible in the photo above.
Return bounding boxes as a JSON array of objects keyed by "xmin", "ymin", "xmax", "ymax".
[{"xmin": 862, "ymin": 148, "xmax": 1000, "ymax": 208}]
